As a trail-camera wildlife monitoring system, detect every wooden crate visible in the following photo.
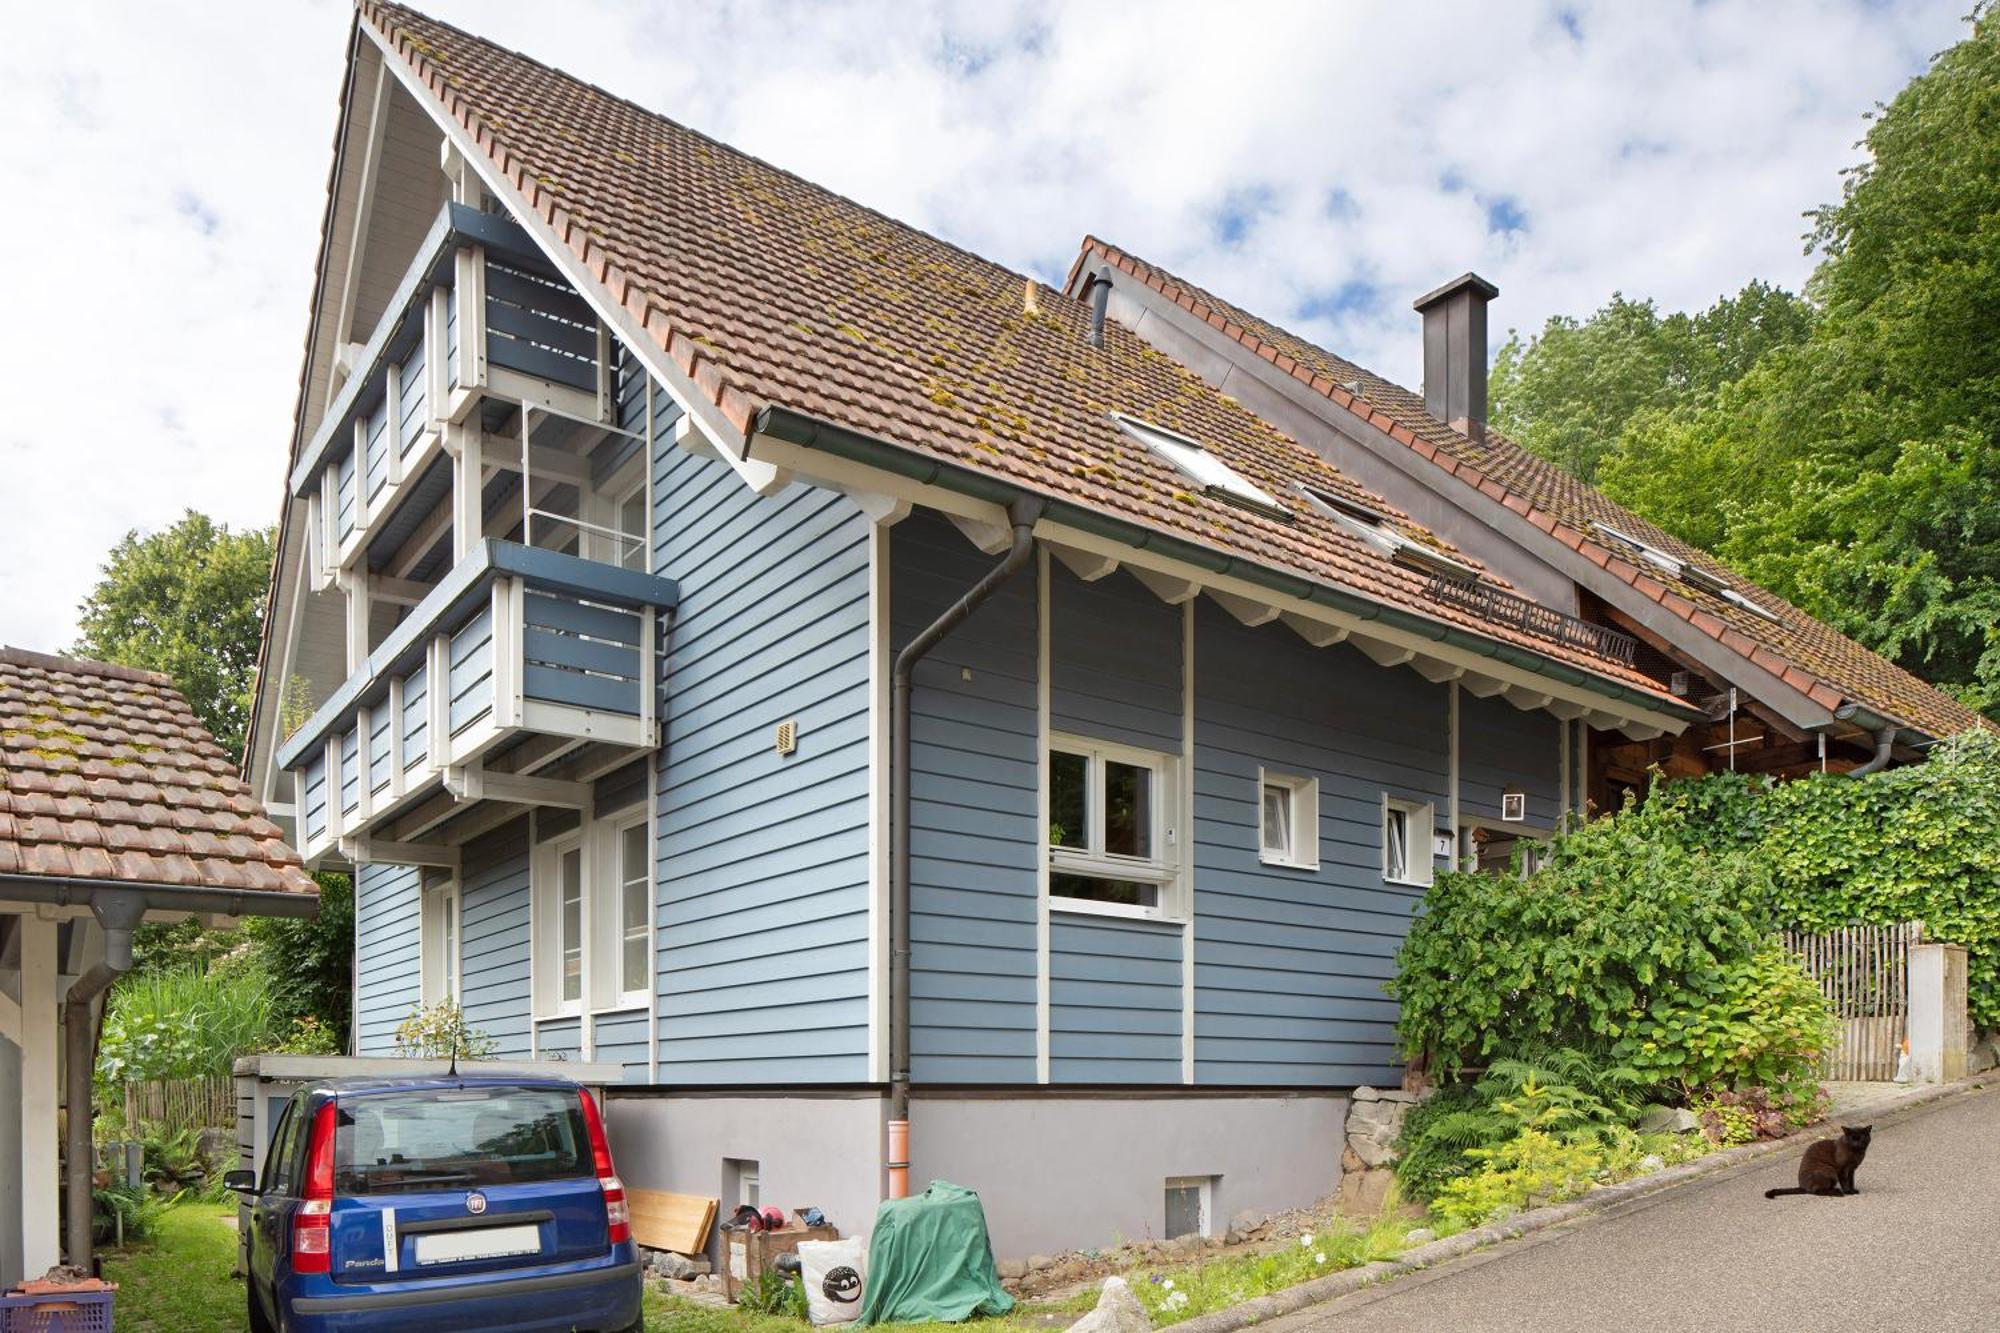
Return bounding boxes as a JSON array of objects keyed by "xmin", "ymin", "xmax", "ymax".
[{"xmin": 724, "ymin": 1224, "xmax": 839, "ymax": 1302}]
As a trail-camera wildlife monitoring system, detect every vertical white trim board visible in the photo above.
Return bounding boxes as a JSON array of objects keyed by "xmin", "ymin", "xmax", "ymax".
[
  {"xmin": 1180, "ymin": 598, "xmax": 1196, "ymax": 1086},
  {"xmin": 867, "ymin": 520, "xmax": 892, "ymax": 1084},
  {"xmin": 1035, "ymin": 546, "xmax": 1053, "ymax": 1086}
]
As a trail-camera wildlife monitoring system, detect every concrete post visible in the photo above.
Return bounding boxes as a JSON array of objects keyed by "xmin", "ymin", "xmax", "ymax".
[{"xmin": 1909, "ymin": 942, "xmax": 1969, "ymax": 1084}]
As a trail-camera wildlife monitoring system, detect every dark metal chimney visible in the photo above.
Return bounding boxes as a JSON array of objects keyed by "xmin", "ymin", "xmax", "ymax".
[{"xmin": 1413, "ymin": 272, "xmax": 1499, "ymax": 438}]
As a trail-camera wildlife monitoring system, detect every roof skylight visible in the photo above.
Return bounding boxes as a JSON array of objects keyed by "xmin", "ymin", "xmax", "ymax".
[
  {"xmin": 1113, "ymin": 415, "xmax": 1290, "ymax": 520},
  {"xmin": 1298, "ymin": 483, "xmax": 1481, "ymax": 584},
  {"xmin": 1591, "ymin": 521, "xmax": 1685, "ymax": 580}
]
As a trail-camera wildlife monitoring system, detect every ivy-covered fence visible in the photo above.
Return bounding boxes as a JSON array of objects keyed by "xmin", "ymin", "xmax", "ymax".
[{"xmin": 1646, "ymin": 730, "xmax": 2000, "ymax": 1031}]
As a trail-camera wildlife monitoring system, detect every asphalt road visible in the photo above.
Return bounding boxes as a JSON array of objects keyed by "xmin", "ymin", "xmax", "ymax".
[{"xmin": 1271, "ymin": 1083, "xmax": 2000, "ymax": 1333}]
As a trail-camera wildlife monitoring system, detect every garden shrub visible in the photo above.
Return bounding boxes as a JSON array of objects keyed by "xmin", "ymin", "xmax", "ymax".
[
  {"xmin": 1693, "ymin": 1085, "xmax": 1826, "ymax": 1146},
  {"xmin": 1614, "ymin": 943, "xmax": 1835, "ymax": 1103},
  {"xmin": 393, "ymin": 1000, "xmax": 497, "ymax": 1060}
]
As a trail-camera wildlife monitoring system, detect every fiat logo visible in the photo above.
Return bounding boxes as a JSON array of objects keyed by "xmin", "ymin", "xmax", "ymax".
[{"xmin": 466, "ymin": 1192, "xmax": 488, "ymax": 1215}]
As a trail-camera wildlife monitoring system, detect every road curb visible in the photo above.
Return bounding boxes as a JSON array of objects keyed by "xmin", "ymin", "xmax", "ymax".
[{"xmin": 1168, "ymin": 1075, "xmax": 1987, "ymax": 1333}]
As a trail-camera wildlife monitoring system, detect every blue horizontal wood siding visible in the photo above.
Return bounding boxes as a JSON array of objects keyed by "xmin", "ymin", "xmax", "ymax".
[
  {"xmin": 1459, "ymin": 690, "xmax": 1562, "ymax": 828},
  {"xmin": 460, "ymin": 821, "xmax": 533, "ymax": 1060},
  {"xmin": 593, "ymin": 1010, "xmax": 649, "ymax": 1083},
  {"xmin": 364, "ymin": 403, "xmax": 390, "ymax": 508},
  {"xmin": 894, "ymin": 512, "xmax": 1039, "ymax": 1084},
  {"xmin": 643, "ymin": 366, "xmax": 874, "ymax": 1085},
  {"xmin": 339, "ymin": 729, "xmax": 360, "ymax": 816},
  {"xmin": 302, "ymin": 752, "xmax": 328, "ymax": 843},
  {"xmin": 402, "ymin": 664, "xmax": 429, "ymax": 771},
  {"xmin": 1191, "ymin": 599, "xmax": 1446, "ymax": 1087},
  {"xmin": 368, "ymin": 708, "xmax": 393, "ymax": 797},
  {"xmin": 336, "ymin": 447, "xmax": 357, "ymax": 541},
  {"xmin": 1049, "ymin": 916, "xmax": 1182, "ymax": 1083},
  {"xmin": 447, "ymin": 606, "xmax": 495, "ymax": 734},
  {"xmin": 398, "ymin": 338, "xmax": 427, "ymax": 456},
  {"xmin": 1049, "ymin": 563, "xmax": 1182, "ymax": 751},
  {"xmin": 355, "ymin": 862, "xmax": 422, "ymax": 1054},
  {"xmin": 537, "ymin": 1016, "xmax": 582, "ymax": 1059},
  {"xmin": 521, "ymin": 591, "xmax": 644, "ymax": 716}
]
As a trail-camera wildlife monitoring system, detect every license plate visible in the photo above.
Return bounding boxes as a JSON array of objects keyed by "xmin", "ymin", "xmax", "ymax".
[{"xmin": 413, "ymin": 1224, "xmax": 543, "ymax": 1266}]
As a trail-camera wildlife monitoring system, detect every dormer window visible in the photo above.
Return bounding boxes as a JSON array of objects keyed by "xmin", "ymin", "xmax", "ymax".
[
  {"xmin": 1298, "ymin": 483, "xmax": 1480, "ymax": 583},
  {"xmin": 1112, "ymin": 414, "xmax": 1291, "ymax": 520}
]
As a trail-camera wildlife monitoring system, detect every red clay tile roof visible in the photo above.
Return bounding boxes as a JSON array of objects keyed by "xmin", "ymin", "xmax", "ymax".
[
  {"xmin": 354, "ymin": 2, "xmax": 1682, "ymax": 710},
  {"xmin": 1069, "ymin": 239, "xmax": 1991, "ymax": 743},
  {"xmin": 0, "ymin": 648, "xmax": 317, "ymax": 895}
]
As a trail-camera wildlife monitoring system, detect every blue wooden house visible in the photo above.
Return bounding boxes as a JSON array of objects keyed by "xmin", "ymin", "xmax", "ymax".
[{"xmin": 245, "ymin": 3, "xmax": 1979, "ymax": 1258}]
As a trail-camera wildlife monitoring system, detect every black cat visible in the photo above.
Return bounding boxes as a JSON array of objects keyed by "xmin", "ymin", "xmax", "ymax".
[{"xmin": 1765, "ymin": 1124, "xmax": 1872, "ymax": 1198}]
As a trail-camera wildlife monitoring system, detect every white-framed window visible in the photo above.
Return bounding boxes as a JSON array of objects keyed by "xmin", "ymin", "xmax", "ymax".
[
  {"xmin": 1048, "ymin": 733, "xmax": 1180, "ymax": 920},
  {"xmin": 1258, "ymin": 770, "xmax": 1319, "ymax": 869},
  {"xmin": 599, "ymin": 811, "xmax": 653, "ymax": 1009},
  {"xmin": 533, "ymin": 809, "xmax": 654, "ymax": 1018},
  {"xmin": 1382, "ymin": 797, "xmax": 1436, "ymax": 887},
  {"xmin": 419, "ymin": 868, "xmax": 461, "ymax": 1005}
]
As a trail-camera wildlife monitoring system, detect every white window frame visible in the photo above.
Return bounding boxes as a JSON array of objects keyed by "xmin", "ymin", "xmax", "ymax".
[
  {"xmin": 534, "ymin": 809, "xmax": 655, "ymax": 1020},
  {"xmin": 593, "ymin": 808, "xmax": 654, "ymax": 1012},
  {"xmin": 1047, "ymin": 732, "xmax": 1183, "ymax": 922},
  {"xmin": 1258, "ymin": 769, "xmax": 1319, "ymax": 870},
  {"xmin": 533, "ymin": 831, "xmax": 589, "ymax": 1019},
  {"xmin": 1112, "ymin": 414, "xmax": 1291, "ymax": 520},
  {"xmin": 1382, "ymin": 796, "xmax": 1436, "ymax": 888},
  {"xmin": 419, "ymin": 869, "xmax": 461, "ymax": 1006}
]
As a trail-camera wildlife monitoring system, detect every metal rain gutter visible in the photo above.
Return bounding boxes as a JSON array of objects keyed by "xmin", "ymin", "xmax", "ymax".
[
  {"xmin": 0, "ymin": 874, "xmax": 323, "ymax": 920},
  {"xmin": 751, "ymin": 405, "xmax": 1700, "ymax": 726},
  {"xmin": 884, "ymin": 495, "xmax": 1043, "ymax": 1199}
]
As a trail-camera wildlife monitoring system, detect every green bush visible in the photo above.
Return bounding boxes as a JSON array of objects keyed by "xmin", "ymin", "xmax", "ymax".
[
  {"xmin": 1615, "ymin": 944, "xmax": 1834, "ymax": 1102},
  {"xmin": 393, "ymin": 1000, "xmax": 497, "ymax": 1060},
  {"xmin": 1393, "ymin": 1050, "xmax": 1644, "ymax": 1202},
  {"xmin": 1388, "ymin": 800, "xmax": 1776, "ymax": 1074}
]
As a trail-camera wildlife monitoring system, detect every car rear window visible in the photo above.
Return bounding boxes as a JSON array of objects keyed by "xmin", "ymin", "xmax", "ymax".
[{"xmin": 333, "ymin": 1086, "xmax": 592, "ymax": 1196}]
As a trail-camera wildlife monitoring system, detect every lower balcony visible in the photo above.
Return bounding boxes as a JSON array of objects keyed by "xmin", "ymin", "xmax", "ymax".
[{"xmin": 279, "ymin": 540, "xmax": 678, "ymax": 867}]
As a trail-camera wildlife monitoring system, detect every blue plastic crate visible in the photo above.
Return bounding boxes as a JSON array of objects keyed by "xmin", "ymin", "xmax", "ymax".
[{"xmin": 0, "ymin": 1289, "xmax": 114, "ymax": 1333}]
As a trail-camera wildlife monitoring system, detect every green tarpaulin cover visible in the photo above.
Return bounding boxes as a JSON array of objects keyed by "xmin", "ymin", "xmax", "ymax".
[{"xmin": 857, "ymin": 1181, "xmax": 1016, "ymax": 1326}]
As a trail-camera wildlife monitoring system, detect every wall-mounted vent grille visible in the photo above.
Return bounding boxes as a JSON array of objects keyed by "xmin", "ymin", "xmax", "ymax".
[
  {"xmin": 774, "ymin": 720, "xmax": 798, "ymax": 756},
  {"xmin": 1422, "ymin": 575, "xmax": 1639, "ymax": 667}
]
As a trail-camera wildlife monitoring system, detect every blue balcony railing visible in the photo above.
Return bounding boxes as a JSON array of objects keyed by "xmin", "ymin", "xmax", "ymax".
[{"xmin": 279, "ymin": 540, "xmax": 677, "ymax": 863}]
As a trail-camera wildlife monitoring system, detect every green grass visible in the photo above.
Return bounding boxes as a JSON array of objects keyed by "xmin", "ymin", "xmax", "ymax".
[
  {"xmin": 101, "ymin": 1199, "xmax": 244, "ymax": 1332},
  {"xmin": 1121, "ymin": 1215, "xmax": 1423, "ymax": 1326}
]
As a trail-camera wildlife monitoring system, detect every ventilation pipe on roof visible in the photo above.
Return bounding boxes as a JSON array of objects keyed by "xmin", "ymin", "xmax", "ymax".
[
  {"xmin": 1082, "ymin": 266, "xmax": 1114, "ymax": 348},
  {"xmin": 887, "ymin": 496, "xmax": 1043, "ymax": 1198},
  {"xmin": 1413, "ymin": 272, "xmax": 1500, "ymax": 441},
  {"xmin": 64, "ymin": 888, "xmax": 148, "ymax": 1271}
]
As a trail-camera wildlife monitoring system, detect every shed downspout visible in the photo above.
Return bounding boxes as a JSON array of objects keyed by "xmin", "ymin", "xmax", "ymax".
[
  {"xmin": 888, "ymin": 496, "xmax": 1043, "ymax": 1198},
  {"xmin": 1849, "ymin": 727, "xmax": 1897, "ymax": 776},
  {"xmin": 63, "ymin": 888, "xmax": 148, "ymax": 1271},
  {"xmin": 1834, "ymin": 702, "xmax": 1902, "ymax": 777}
]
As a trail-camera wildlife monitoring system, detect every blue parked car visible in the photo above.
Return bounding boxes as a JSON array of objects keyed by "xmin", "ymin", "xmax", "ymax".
[{"xmin": 228, "ymin": 1074, "xmax": 643, "ymax": 1333}]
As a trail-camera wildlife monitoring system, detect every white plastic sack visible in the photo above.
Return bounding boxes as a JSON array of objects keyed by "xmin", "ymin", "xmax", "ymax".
[{"xmin": 798, "ymin": 1237, "xmax": 868, "ymax": 1326}]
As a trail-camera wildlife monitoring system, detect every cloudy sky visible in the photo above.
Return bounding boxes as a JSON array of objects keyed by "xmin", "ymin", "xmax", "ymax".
[{"xmin": 0, "ymin": 1, "xmax": 1970, "ymax": 651}]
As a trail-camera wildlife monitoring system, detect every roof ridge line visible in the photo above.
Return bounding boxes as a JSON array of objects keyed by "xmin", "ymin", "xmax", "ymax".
[{"xmin": 0, "ymin": 647, "xmax": 173, "ymax": 688}]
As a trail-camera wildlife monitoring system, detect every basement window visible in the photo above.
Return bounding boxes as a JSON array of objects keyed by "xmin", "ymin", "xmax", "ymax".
[
  {"xmin": 1113, "ymin": 414, "xmax": 1291, "ymax": 520},
  {"xmin": 1299, "ymin": 484, "xmax": 1481, "ymax": 583},
  {"xmin": 1165, "ymin": 1177, "xmax": 1214, "ymax": 1240}
]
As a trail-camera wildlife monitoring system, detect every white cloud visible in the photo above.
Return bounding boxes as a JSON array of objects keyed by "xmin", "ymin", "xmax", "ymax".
[{"xmin": 0, "ymin": 0, "xmax": 1967, "ymax": 650}]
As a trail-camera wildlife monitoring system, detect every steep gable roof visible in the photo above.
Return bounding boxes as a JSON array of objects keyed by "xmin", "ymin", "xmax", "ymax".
[
  {"xmin": 350, "ymin": 2, "xmax": 1684, "ymax": 714},
  {"xmin": 0, "ymin": 648, "xmax": 318, "ymax": 895},
  {"xmin": 1068, "ymin": 238, "xmax": 1989, "ymax": 743}
]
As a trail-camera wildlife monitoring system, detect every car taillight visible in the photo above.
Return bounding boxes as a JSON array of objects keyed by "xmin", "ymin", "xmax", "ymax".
[
  {"xmin": 294, "ymin": 1101, "xmax": 338, "ymax": 1275},
  {"xmin": 578, "ymin": 1090, "xmax": 630, "ymax": 1244}
]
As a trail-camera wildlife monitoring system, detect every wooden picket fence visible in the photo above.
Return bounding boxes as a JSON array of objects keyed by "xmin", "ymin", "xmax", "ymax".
[
  {"xmin": 123, "ymin": 1075, "xmax": 235, "ymax": 1133},
  {"xmin": 1780, "ymin": 922, "xmax": 1922, "ymax": 1081}
]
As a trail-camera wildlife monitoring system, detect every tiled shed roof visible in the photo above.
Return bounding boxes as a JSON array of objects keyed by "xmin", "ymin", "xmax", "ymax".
[
  {"xmin": 1068, "ymin": 238, "xmax": 1991, "ymax": 743},
  {"xmin": 353, "ymin": 2, "xmax": 1682, "ymax": 709},
  {"xmin": 0, "ymin": 648, "xmax": 317, "ymax": 895}
]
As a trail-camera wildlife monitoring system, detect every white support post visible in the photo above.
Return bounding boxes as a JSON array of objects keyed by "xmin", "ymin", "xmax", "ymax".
[
  {"xmin": 492, "ymin": 578, "xmax": 521, "ymax": 731},
  {"xmin": 385, "ymin": 361, "xmax": 404, "ymax": 490},
  {"xmin": 342, "ymin": 569, "xmax": 371, "ymax": 675},
  {"xmin": 323, "ymin": 737, "xmax": 343, "ymax": 846},
  {"xmin": 317, "ymin": 471, "xmax": 339, "ymax": 592},
  {"xmin": 356, "ymin": 705, "xmax": 374, "ymax": 827},
  {"xmin": 638, "ymin": 606, "xmax": 657, "ymax": 739},
  {"xmin": 453, "ymin": 245, "xmax": 487, "ymax": 403},
  {"xmin": 427, "ymin": 286, "xmax": 451, "ymax": 427},
  {"xmin": 388, "ymin": 678, "xmax": 407, "ymax": 803},
  {"xmin": 427, "ymin": 635, "xmax": 451, "ymax": 771},
  {"xmin": 18, "ymin": 917, "xmax": 59, "ymax": 1278},
  {"xmin": 1909, "ymin": 943, "xmax": 1970, "ymax": 1084},
  {"xmin": 447, "ymin": 421, "xmax": 483, "ymax": 562}
]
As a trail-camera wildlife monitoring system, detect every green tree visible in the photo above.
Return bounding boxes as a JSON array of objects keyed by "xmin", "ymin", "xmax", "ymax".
[
  {"xmin": 72, "ymin": 510, "xmax": 275, "ymax": 763},
  {"xmin": 246, "ymin": 872, "xmax": 354, "ymax": 1042},
  {"xmin": 1491, "ymin": 10, "xmax": 2000, "ymax": 717}
]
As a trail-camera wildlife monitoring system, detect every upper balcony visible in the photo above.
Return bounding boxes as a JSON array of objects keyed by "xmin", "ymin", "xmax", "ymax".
[
  {"xmin": 278, "ymin": 540, "xmax": 677, "ymax": 867},
  {"xmin": 277, "ymin": 200, "xmax": 672, "ymax": 868}
]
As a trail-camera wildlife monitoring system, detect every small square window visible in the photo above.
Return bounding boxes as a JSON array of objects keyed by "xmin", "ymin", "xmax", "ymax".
[
  {"xmin": 1384, "ymin": 798, "xmax": 1435, "ymax": 887},
  {"xmin": 1258, "ymin": 770, "xmax": 1319, "ymax": 869},
  {"xmin": 1164, "ymin": 1176, "xmax": 1214, "ymax": 1240}
]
